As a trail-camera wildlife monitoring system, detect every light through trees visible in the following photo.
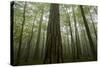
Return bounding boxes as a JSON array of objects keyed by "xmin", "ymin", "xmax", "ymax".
[{"xmin": 11, "ymin": 1, "xmax": 97, "ymax": 66}]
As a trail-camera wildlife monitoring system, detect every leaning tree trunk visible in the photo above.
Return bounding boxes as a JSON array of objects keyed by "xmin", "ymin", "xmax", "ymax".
[
  {"xmin": 79, "ymin": 5, "xmax": 97, "ymax": 60},
  {"xmin": 88, "ymin": 7, "xmax": 97, "ymax": 40},
  {"xmin": 16, "ymin": 2, "xmax": 27, "ymax": 64},
  {"xmin": 44, "ymin": 4, "xmax": 63, "ymax": 63}
]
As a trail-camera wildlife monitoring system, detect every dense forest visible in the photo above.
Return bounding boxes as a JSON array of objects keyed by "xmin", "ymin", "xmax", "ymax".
[{"xmin": 11, "ymin": 1, "xmax": 97, "ymax": 65}]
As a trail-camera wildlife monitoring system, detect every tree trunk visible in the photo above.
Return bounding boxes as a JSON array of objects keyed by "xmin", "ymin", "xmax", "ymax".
[
  {"xmin": 33, "ymin": 8, "xmax": 44, "ymax": 60},
  {"xmin": 88, "ymin": 7, "xmax": 97, "ymax": 39},
  {"xmin": 72, "ymin": 6, "xmax": 81, "ymax": 59},
  {"xmin": 66, "ymin": 29, "xmax": 71, "ymax": 57},
  {"xmin": 94, "ymin": 7, "xmax": 97, "ymax": 14},
  {"xmin": 16, "ymin": 2, "xmax": 27, "ymax": 64},
  {"xmin": 65, "ymin": 7, "xmax": 76, "ymax": 61},
  {"xmin": 41, "ymin": 30, "xmax": 45, "ymax": 60},
  {"xmin": 44, "ymin": 4, "xmax": 63, "ymax": 63},
  {"xmin": 63, "ymin": 36, "xmax": 67, "ymax": 59},
  {"xmin": 79, "ymin": 5, "xmax": 97, "ymax": 60},
  {"xmin": 24, "ymin": 12, "xmax": 38, "ymax": 62}
]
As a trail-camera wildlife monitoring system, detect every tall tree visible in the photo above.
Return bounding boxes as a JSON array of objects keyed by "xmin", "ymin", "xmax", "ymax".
[
  {"xmin": 65, "ymin": 7, "xmax": 76, "ymax": 61},
  {"xmin": 44, "ymin": 4, "xmax": 63, "ymax": 63},
  {"xmin": 33, "ymin": 8, "xmax": 44, "ymax": 60},
  {"xmin": 24, "ymin": 12, "xmax": 38, "ymax": 62},
  {"xmin": 41, "ymin": 30, "xmax": 46, "ymax": 60},
  {"xmin": 88, "ymin": 7, "xmax": 97, "ymax": 39},
  {"xmin": 79, "ymin": 5, "xmax": 97, "ymax": 60},
  {"xmin": 16, "ymin": 2, "xmax": 27, "ymax": 64},
  {"xmin": 72, "ymin": 6, "xmax": 81, "ymax": 59},
  {"xmin": 66, "ymin": 29, "xmax": 71, "ymax": 58}
]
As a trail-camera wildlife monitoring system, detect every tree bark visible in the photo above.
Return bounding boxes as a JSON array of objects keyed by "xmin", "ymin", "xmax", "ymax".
[{"xmin": 44, "ymin": 4, "xmax": 63, "ymax": 63}]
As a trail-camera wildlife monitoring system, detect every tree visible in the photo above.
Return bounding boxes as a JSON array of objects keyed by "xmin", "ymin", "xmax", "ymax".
[
  {"xmin": 88, "ymin": 7, "xmax": 97, "ymax": 39},
  {"xmin": 24, "ymin": 11, "xmax": 38, "ymax": 62},
  {"xmin": 72, "ymin": 6, "xmax": 81, "ymax": 59},
  {"xmin": 33, "ymin": 8, "xmax": 44, "ymax": 60},
  {"xmin": 65, "ymin": 7, "xmax": 76, "ymax": 61},
  {"xmin": 11, "ymin": 1, "xmax": 15, "ymax": 65},
  {"xmin": 41, "ymin": 29, "xmax": 46, "ymax": 59},
  {"xmin": 79, "ymin": 5, "xmax": 97, "ymax": 60},
  {"xmin": 44, "ymin": 4, "xmax": 63, "ymax": 63},
  {"xmin": 16, "ymin": 2, "xmax": 27, "ymax": 64}
]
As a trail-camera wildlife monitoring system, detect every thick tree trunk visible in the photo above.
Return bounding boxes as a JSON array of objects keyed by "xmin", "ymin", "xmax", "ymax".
[
  {"xmin": 44, "ymin": 4, "xmax": 63, "ymax": 63},
  {"xmin": 79, "ymin": 5, "xmax": 97, "ymax": 60},
  {"xmin": 16, "ymin": 2, "xmax": 27, "ymax": 64}
]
